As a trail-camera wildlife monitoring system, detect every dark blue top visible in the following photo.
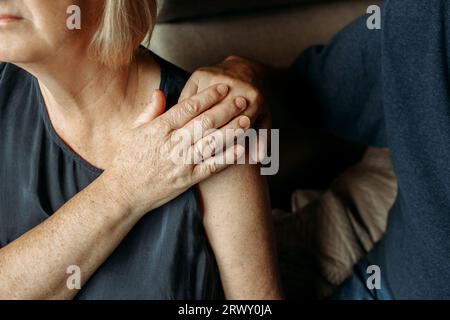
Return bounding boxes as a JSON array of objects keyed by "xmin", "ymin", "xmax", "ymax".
[
  {"xmin": 290, "ymin": 0, "xmax": 450, "ymax": 299},
  {"xmin": 0, "ymin": 53, "xmax": 223, "ymax": 299}
]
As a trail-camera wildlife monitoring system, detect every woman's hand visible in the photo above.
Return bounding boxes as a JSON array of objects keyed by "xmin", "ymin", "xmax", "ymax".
[{"xmin": 104, "ymin": 84, "xmax": 252, "ymax": 217}]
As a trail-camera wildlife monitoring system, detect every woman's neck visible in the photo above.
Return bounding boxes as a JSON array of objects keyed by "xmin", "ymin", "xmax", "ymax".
[
  {"xmin": 21, "ymin": 48, "xmax": 160, "ymax": 127},
  {"xmin": 27, "ymin": 53, "xmax": 140, "ymax": 124},
  {"xmin": 16, "ymin": 49, "xmax": 161, "ymax": 169}
]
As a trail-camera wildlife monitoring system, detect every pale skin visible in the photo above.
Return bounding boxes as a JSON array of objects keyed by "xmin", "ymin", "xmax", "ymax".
[{"xmin": 0, "ymin": 0, "xmax": 282, "ymax": 299}]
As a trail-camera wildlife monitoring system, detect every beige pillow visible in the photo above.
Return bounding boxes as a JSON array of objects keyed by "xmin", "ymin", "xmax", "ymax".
[
  {"xmin": 273, "ymin": 147, "xmax": 397, "ymax": 299},
  {"xmin": 157, "ymin": 0, "xmax": 334, "ymax": 22}
]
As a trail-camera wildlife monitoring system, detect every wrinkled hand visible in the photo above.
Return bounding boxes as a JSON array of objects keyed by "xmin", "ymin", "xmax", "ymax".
[
  {"xmin": 104, "ymin": 84, "xmax": 251, "ymax": 216},
  {"xmin": 179, "ymin": 56, "xmax": 272, "ymax": 130}
]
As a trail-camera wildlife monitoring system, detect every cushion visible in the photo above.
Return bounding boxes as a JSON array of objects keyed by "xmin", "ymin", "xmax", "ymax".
[
  {"xmin": 151, "ymin": 1, "xmax": 372, "ymax": 70},
  {"xmin": 157, "ymin": 0, "xmax": 340, "ymax": 22},
  {"xmin": 274, "ymin": 148, "xmax": 397, "ymax": 299}
]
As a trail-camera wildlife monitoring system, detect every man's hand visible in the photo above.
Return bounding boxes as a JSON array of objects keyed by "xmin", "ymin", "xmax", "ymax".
[{"xmin": 179, "ymin": 56, "xmax": 272, "ymax": 130}]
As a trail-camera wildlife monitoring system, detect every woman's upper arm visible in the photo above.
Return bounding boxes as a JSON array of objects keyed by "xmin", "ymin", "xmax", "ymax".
[{"xmin": 198, "ymin": 164, "xmax": 283, "ymax": 299}]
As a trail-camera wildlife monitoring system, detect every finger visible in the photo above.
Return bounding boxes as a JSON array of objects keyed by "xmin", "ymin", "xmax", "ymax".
[
  {"xmin": 192, "ymin": 144, "xmax": 246, "ymax": 183},
  {"xmin": 248, "ymin": 130, "xmax": 268, "ymax": 164},
  {"xmin": 190, "ymin": 116, "xmax": 251, "ymax": 161},
  {"xmin": 161, "ymin": 84, "xmax": 229, "ymax": 130},
  {"xmin": 181, "ymin": 97, "xmax": 248, "ymax": 144},
  {"xmin": 132, "ymin": 90, "xmax": 166, "ymax": 129},
  {"xmin": 178, "ymin": 74, "xmax": 199, "ymax": 102}
]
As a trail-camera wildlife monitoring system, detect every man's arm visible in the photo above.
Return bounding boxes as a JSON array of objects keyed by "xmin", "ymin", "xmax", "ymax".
[{"xmin": 288, "ymin": 11, "xmax": 385, "ymax": 147}]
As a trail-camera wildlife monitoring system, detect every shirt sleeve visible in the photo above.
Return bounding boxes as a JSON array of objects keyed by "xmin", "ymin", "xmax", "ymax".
[{"xmin": 288, "ymin": 8, "xmax": 387, "ymax": 147}]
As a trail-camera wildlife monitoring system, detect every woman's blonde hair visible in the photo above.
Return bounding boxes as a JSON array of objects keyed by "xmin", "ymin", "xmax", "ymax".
[{"xmin": 90, "ymin": 0, "xmax": 157, "ymax": 68}]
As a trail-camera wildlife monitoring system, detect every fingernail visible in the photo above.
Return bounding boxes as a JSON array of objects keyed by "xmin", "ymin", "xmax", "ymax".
[
  {"xmin": 239, "ymin": 116, "xmax": 251, "ymax": 129},
  {"xmin": 217, "ymin": 84, "xmax": 229, "ymax": 96},
  {"xmin": 235, "ymin": 97, "xmax": 248, "ymax": 110}
]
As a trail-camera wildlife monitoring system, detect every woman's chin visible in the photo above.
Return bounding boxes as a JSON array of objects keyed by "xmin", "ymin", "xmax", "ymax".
[
  {"xmin": 0, "ymin": 39, "xmax": 41, "ymax": 65},
  {"xmin": 0, "ymin": 51, "xmax": 34, "ymax": 65}
]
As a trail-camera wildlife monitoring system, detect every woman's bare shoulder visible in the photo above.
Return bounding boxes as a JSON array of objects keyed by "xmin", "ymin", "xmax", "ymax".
[{"xmin": 198, "ymin": 163, "xmax": 269, "ymax": 214}]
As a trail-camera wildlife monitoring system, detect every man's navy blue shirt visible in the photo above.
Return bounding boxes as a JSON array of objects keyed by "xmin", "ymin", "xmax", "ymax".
[{"xmin": 291, "ymin": 0, "xmax": 450, "ymax": 299}]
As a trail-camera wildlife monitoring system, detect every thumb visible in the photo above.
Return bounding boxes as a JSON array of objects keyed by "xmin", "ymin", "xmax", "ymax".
[{"xmin": 132, "ymin": 90, "xmax": 166, "ymax": 129}]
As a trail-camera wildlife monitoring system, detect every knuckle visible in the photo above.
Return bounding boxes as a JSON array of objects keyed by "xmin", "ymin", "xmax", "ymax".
[
  {"xmin": 207, "ymin": 87, "xmax": 222, "ymax": 102},
  {"xmin": 248, "ymin": 87, "xmax": 263, "ymax": 105},
  {"xmin": 184, "ymin": 99, "xmax": 200, "ymax": 116},
  {"xmin": 173, "ymin": 175, "xmax": 188, "ymax": 190},
  {"xmin": 156, "ymin": 117, "xmax": 172, "ymax": 131},
  {"xmin": 194, "ymin": 68, "xmax": 219, "ymax": 80},
  {"xmin": 226, "ymin": 55, "xmax": 239, "ymax": 61},
  {"xmin": 208, "ymin": 162, "xmax": 218, "ymax": 174},
  {"xmin": 201, "ymin": 115, "xmax": 214, "ymax": 129},
  {"xmin": 240, "ymin": 65, "xmax": 253, "ymax": 78},
  {"xmin": 189, "ymin": 69, "xmax": 205, "ymax": 80},
  {"xmin": 225, "ymin": 77, "xmax": 238, "ymax": 86},
  {"xmin": 197, "ymin": 66, "xmax": 223, "ymax": 76},
  {"xmin": 203, "ymin": 137, "xmax": 216, "ymax": 157},
  {"xmin": 224, "ymin": 55, "xmax": 243, "ymax": 64},
  {"xmin": 194, "ymin": 68, "xmax": 210, "ymax": 76},
  {"xmin": 160, "ymin": 141, "xmax": 171, "ymax": 155},
  {"xmin": 207, "ymin": 136, "xmax": 216, "ymax": 149}
]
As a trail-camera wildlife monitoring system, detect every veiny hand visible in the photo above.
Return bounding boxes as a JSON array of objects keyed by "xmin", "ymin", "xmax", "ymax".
[
  {"xmin": 104, "ymin": 84, "xmax": 251, "ymax": 216},
  {"xmin": 179, "ymin": 56, "xmax": 272, "ymax": 130}
]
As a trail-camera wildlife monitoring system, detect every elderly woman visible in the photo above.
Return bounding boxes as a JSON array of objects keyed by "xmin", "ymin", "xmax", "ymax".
[{"xmin": 0, "ymin": 0, "xmax": 282, "ymax": 299}]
